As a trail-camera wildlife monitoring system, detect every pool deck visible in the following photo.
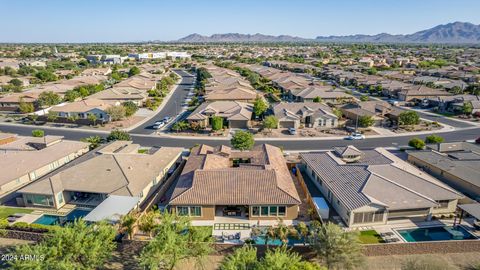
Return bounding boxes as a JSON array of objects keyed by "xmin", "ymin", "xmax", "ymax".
[{"xmin": 350, "ymin": 217, "xmax": 480, "ymax": 243}]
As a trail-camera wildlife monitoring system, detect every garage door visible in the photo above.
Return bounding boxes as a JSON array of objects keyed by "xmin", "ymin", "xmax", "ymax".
[
  {"xmin": 279, "ymin": 121, "xmax": 295, "ymax": 128},
  {"xmin": 229, "ymin": 120, "xmax": 248, "ymax": 129}
]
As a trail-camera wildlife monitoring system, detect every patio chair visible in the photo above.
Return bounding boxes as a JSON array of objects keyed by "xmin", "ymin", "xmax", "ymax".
[
  {"xmin": 390, "ymin": 238, "xmax": 400, "ymax": 242},
  {"xmin": 234, "ymin": 232, "xmax": 241, "ymax": 240},
  {"xmin": 385, "ymin": 232, "xmax": 395, "ymax": 236},
  {"xmin": 379, "ymin": 232, "xmax": 388, "ymax": 238}
]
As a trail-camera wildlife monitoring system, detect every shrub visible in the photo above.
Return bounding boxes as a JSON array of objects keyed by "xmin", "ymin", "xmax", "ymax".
[
  {"xmin": 425, "ymin": 135, "xmax": 444, "ymax": 144},
  {"xmin": 122, "ymin": 101, "xmax": 139, "ymax": 117},
  {"xmin": 358, "ymin": 115, "xmax": 374, "ymax": 127},
  {"xmin": 107, "ymin": 130, "xmax": 131, "ymax": 141},
  {"xmin": 31, "ymin": 129, "xmax": 44, "ymax": 137},
  {"xmin": 211, "ymin": 116, "xmax": 223, "ymax": 131},
  {"xmin": 409, "ymin": 137, "xmax": 425, "ymax": 150},
  {"xmin": 231, "ymin": 130, "xmax": 254, "ymax": 151},
  {"xmin": 399, "ymin": 111, "xmax": 420, "ymax": 126}
]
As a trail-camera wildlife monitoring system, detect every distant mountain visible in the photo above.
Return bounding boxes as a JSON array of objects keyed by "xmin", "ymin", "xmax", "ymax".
[
  {"xmin": 176, "ymin": 33, "xmax": 308, "ymax": 43},
  {"xmin": 176, "ymin": 22, "xmax": 480, "ymax": 44},
  {"xmin": 315, "ymin": 22, "xmax": 480, "ymax": 44}
]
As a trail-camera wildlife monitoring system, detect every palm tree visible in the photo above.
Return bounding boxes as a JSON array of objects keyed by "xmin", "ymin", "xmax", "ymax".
[
  {"xmin": 276, "ymin": 223, "xmax": 290, "ymax": 246},
  {"xmin": 120, "ymin": 211, "xmax": 138, "ymax": 240},
  {"xmin": 265, "ymin": 226, "xmax": 277, "ymax": 249},
  {"xmin": 138, "ymin": 211, "xmax": 158, "ymax": 238}
]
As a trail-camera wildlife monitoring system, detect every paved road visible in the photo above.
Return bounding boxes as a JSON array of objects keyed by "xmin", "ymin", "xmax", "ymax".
[
  {"xmin": 130, "ymin": 69, "xmax": 195, "ymax": 134},
  {"xmin": 410, "ymin": 110, "xmax": 475, "ymax": 128},
  {"xmin": 1, "ymin": 122, "xmax": 478, "ymax": 151}
]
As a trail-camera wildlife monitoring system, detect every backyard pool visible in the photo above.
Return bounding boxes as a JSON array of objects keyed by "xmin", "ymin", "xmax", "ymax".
[
  {"xmin": 33, "ymin": 209, "xmax": 91, "ymax": 226},
  {"xmin": 397, "ymin": 226, "xmax": 476, "ymax": 242},
  {"xmin": 253, "ymin": 236, "xmax": 304, "ymax": 246}
]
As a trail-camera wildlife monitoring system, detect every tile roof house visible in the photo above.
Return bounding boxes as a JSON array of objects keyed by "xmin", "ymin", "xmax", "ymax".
[
  {"xmin": 0, "ymin": 134, "xmax": 89, "ymax": 202},
  {"xmin": 273, "ymin": 102, "xmax": 338, "ymax": 129},
  {"xmin": 18, "ymin": 141, "xmax": 183, "ymax": 209},
  {"xmin": 300, "ymin": 146, "xmax": 462, "ymax": 227},
  {"xmin": 168, "ymin": 144, "xmax": 301, "ymax": 222},
  {"xmin": 187, "ymin": 101, "xmax": 253, "ymax": 129},
  {"xmin": 50, "ymin": 98, "xmax": 117, "ymax": 123}
]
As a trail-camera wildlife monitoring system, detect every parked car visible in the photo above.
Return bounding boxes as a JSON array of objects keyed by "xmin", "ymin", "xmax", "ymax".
[
  {"xmin": 163, "ymin": 116, "xmax": 172, "ymax": 123},
  {"xmin": 153, "ymin": 121, "xmax": 165, "ymax": 129},
  {"xmin": 345, "ymin": 133, "xmax": 365, "ymax": 140},
  {"xmin": 288, "ymin": 128, "xmax": 297, "ymax": 135}
]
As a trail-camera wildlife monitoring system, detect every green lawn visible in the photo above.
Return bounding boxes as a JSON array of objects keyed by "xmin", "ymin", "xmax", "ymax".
[
  {"xmin": 137, "ymin": 149, "xmax": 148, "ymax": 154},
  {"xmin": 0, "ymin": 207, "xmax": 33, "ymax": 219},
  {"xmin": 358, "ymin": 230, "xmax": 384, "ymax": 244}
]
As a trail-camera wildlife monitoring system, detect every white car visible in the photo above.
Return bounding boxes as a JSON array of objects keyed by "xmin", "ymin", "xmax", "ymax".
[
  {"xmin": 153, "ymin": 121, "xmax": 165, "ymax": 129},
  {"xmin": 346, "ymin": 133, "xmax": 365, "ymax": 140}
]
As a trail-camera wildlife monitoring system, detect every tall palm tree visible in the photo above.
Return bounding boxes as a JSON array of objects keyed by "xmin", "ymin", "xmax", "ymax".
[
  {"xmin": 297, "ymin": 222, "xmax": 309, "ymax": 246},
  {"xmin": 138, "ymin": 211, "xmax": 159, "ymax": 238},
  {"xmin": 276, "ymin": 223, "xmax": 290, "ymax": 246},
  {"xmin": 120, "ymin": 211, "xmax": 138, "ymax": 240}
]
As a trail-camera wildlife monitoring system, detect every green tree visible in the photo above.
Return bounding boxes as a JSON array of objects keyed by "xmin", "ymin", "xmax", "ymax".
[
  {"xmin": 78, "ymin": 87, "xmax": 90, "ymax": 98},
  {"xmin": 172, "ymin": 121, "xmax": 189, "ymax": 132},
  {"xmin": 358, "ymin": 115, "xmax": 374, "ymax": 127},
  {"xmin": 138, "ymin": 211, "xmax": 159, "ymax": 239},
  {"xmin": 107, "ymin": 130, "xmax": 131, "ymax": 141},
  {"xmin": 297, "ymin": 222, "xmax": 309, "ymax": 246},
  {"xmin": 38, "ymin": 91, "xmax": 61, "ymax": 107},
  {"xmin": 31, "ymin": 129, "xmax": 44, "ymax": 137},
  {"xmin": 310, "ymin": 222, "xmax": 364, "ymax": 270},
  {"xmin": 9, "ymin": 78, "xmax": 23, "ymax": 87},
  {"xmin": 401, "ymin": 255, "xmax": 457, "ymax": 270},
  {"xmin": 67, "ymin": 114, "xmax": 79, "ymax": 123},
  {"xmin": 253, "ymin": 96, "xmax": 268, "ymax": 118},
  {"xmin": 332, "ymin": 108, "xmax": 342, "ymax": 119},
  {"xmin": 9, "ymin": 220, "xmax": 116, "ymax": 270},
  {"xmin": 35, "ymin": 70, "xmax": 57, "ymax": 82},
  {"xmin": 47, "ymin": 111, "xmax": 58, "ymax": 122},
  {"xmin": 409, "ymin": 137, "xmax": 426, "ymax": 150},
  {"xmin": 81, "ymin": 135, "xmax": 103, "ymax": 150},
  {"xmin": 122, "ymin": 101, "xmax": 139, "ymax": 117},
  {"xmin": 220, "ymin": 245, "xmax": 259, "ymax": 270},
  {"xmin": 462, "ymin": 101, "xmax": 473, "ymax": 115},
  {"xmin": 425, "ymin": 135, "xmax": 444, "ymax": 144},
  {"xmin": 263, "ymin": 115, "xmax": 279, "ymax": 131},
  {"xmin": 360, "ymin": 95, "xmax": 369, "ymax": 102},
  {"xmin": 450, "ymin": 86, "xmax": 463, "ymax": 95},
  {"xmin": 128, "ymin": 66, "xmax": 141, "ymax": 77},
  {"xmin": 231, "ymin": 130, "xmax": 254, "ymax": 151},
  {"xmin": 120, "ymin": 211, "xmax": 138, "ymax": 240},
  {"xmin": 313, "ymin": 96, "xmax": 323, "ymax": 103},
  {"xmin": 106, "ymin": 105, "xmax": 126, "ymax": 121},
  {"xmin": 211, "ymin": 116, "xmax": 224, "ymax": 131},
  {"xmin": 64, "ymin": 90, "xmax": 80, "ymax": 102},
  {"xmin": 138, "ymin": 212, "xmax": 213, "ymax": 270},
  {"xmin": 399, "ymin": 111, "xmax": 420, "ymax": 126},
  {"xmin": 18, "ymin": 98, "xmax": 34, "ymax": 113}
]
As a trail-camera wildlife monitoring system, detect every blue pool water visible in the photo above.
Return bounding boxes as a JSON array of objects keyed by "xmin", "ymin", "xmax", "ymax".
[
  {"xmin": 397, "ymin": 226, "xmax": 476, "ymax": 242},
  {"xmin": 33, "ymin": 209, "xmax": 91, "ymax": 226},
  {"xmin": 253, "ymin": 236, "xmax": 304, "ymax": 246}
]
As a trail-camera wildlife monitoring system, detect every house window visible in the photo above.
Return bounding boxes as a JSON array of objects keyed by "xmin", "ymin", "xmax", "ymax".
[
  {"xmin": 278, "ymin": 206, "xmax": 286, "ymax": 216},
  {"xmin": 435, "ymin": 200, "xmax": 450, "ymax": 209},
  {"xmin": 269, "ymin": 206, "xmax": 278, "ymax": 216},
  {"xmin": 29, "ymin": 172, "xmax": 36, "ymax": 180},
  {"xmin": 261, "ymin": 206, "xmax": 269, "ymax": 216},
  {"xmin": 353, "ymin": 211, "xmax": 384, "ymax": 224},
  {"xmin": 190, "ymin": 206, "xmax": 202, "ymax": 217},
  {"xmin": 251, "ymin": 206, "xmax": 260, "ymax": 217},
  {"xmin": 25, "ymin": 194, "xmax": 54, "ymax": 207},
  {"xmin": 177, "ymin": 206, "xmax": 189, "ymax": 216},
  {"xmin": 57, "ymin": 192, "xmax": 64, "ymax": 204}
]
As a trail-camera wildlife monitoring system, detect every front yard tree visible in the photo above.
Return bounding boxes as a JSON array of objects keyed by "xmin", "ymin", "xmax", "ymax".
[
  {"xmin": 462, "ymin": 101, "xmax": 473, "ymax": 115},
  {"xmin": 253, "ymin": 96, "xmax": 268, "ymax": 118},
  {"xmin": 47, "ymin": 111, "xmax": 58, "ymax": 122},
  {"xmin": 87, "ymin": 113, "xmax": 97, "ymax": 125},
  {"xmin": 313, "ymin": 96, "xmax": 323, "ymax": 103},
  {"xmin": 231, "ymin": 130, "xmax": 254, "ymax": 151},
  {"xmin": 358, "ymin": 115, "xmax": 374, "ymax": 127},
  {"xmin": 128, "ymin": 66, "xmax": 141, "ymax": 77},
  {"xmin": 139, "ymin": 212, "xmax": 213, "ymax": 270},
  {"xmin": 107, "ymin": 129, "xmax": 131, "ymax": 141},
  {"xmin": 18, "ymin": 98, "xmax": 34, "ymax": 113},
  {"xmin": 31, "ymin": 129, "xmax": 44, "ymax": 137},
  {"xmin": 425, "ymin": 135, "xmax": 444, "ymax": 144},
  {"xmin": 310, "ymin": 222, "xmax": 364, "ymax": 270},
  {"xmin": 81, "ymin": 135, "xmax": 103, "ymax": 150},
  {"xmin": 211, "ymin": 116, "xmax": 224, "ymax": 131},
  {"xmin": 122, "ymin": 101, "xmax": 139, "ymax": 117},
  {"xmin": 398, "ymin": 111, "xmax": 420, "ymax": 126},
  {"xmin": 360, "ymin": 95, "xmax": 369, "ymax": 102},
  {"xmin": 409, "ymin": 137, "xmax": 426, "ymax": 150},
  {"xmin": 9, "ymin": 220, "xmax": 117, "ymax": 270},
  {"xmin": 106, "ymin": 105, "xmax": 126, "ymax": 121},
  {"xmin": 263, "ymin": 115, "xmax": 278, "ymax": 131}
]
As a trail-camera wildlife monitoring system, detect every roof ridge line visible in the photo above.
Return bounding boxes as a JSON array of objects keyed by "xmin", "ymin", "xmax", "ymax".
[{"xmin": 112, "ymin": 155, "xmax": 134, "ymax": 196}]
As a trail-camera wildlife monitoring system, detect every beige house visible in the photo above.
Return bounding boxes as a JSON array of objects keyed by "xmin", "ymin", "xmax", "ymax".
[
  {"xmin": 168, "ymin": 144, "xmax": 301, "ymax": 223},
  {"xmin": 0, "ymin": 134, "xmax": 89, "ymax": 203},
  {"xmin": 187, "ymin": 101, "xmax": 253, "ymax": 129},
  {"xmin": 273, "ymin": 102, "xmax": 338, "ymax": 129},
  {"xmin": 50, "ymin": 98, "xmax": 116, "ymax": 123},
  {"xmin": 300, "ymin": 146, "xmax": 463, "ymax": 228},
  {"xmin": 18, "ymin": 141, "xmax": 183, "ymax": 209}
]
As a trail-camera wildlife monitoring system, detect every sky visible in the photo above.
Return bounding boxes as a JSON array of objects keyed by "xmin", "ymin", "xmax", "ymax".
[{"xmin": 1, "ymin": 0, "xmax": 480, "ymax": 43}]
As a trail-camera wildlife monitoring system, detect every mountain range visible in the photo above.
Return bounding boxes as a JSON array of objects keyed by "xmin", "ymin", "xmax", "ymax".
[{"xmin": 176, "ymin": 22, "xmax": 480, "ymax": 44}]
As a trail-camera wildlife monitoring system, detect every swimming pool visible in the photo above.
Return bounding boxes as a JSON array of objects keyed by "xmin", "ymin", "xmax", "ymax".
[
  {"xmin": 253, "ymin": 236, "xmax": 304, "ymax": 246},
  {"xmin": 33, "ymin": 209, "xmax": 91, "ymax": 226},
  {"xmin": 397, "ymin": 226, "xmax": 476, "ymax": 242}
]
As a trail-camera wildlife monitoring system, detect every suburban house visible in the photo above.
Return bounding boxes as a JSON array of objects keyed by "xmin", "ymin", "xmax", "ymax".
[
  {"xmin": 89, "ymin": 87, "xmax": 149, "ymax": 106},
  {"xmin": 49, "ymin": 98, "xmax": 116, "ymax": 124},
  {"xmin": 168, "ymin": 144, "xmax": 302, "ymax": 224},
  {"xmin": 0, "ymin": 134, "xmax": 89, "ymax": 203},
  {"xmin": 340, "ymin": 100, "xmax": 394, "ymax": 126},
  {"xmin": 273, "ymin": 102, "xmax": 339, "ymax": 129},
  {"xmin": 203, "ymin": 66, "xmax": 258, "ymax": 102},
  {"xmin": 407, "ymin": 142, "xmax": 480, "ymax": 201},
  {"xmin": 187, "ymin": 101, "xmax": 253, "ymax": 129},
  {"xmin": 300, "ymin": 146, "xmax": 463, "ymax": 227},
  {"xmin": 289, "ymin": 85, "xmax": 353, "ymax": 104},
  {"xmin": 425, "ymin": 95, "xmax": 480, "ymax": 114},
  {"xmin": 18, "ymin": 141, "xmax": 183, "ymax": 209},
  {"xmin": 397, "ymin": 85, "xmax": 452, "ymax": 102}
]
